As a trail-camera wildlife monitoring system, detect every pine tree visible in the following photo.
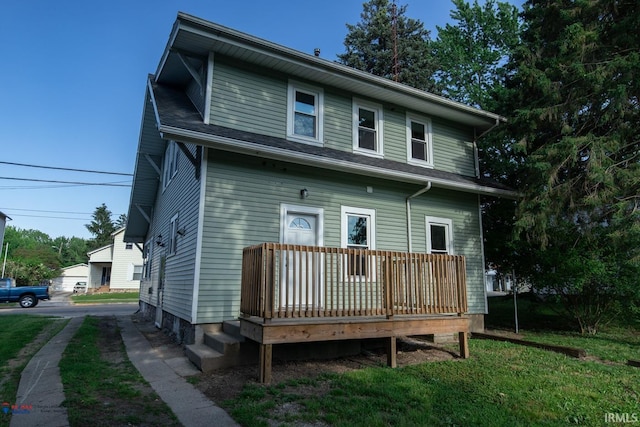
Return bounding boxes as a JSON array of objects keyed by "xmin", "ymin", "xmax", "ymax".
[
  {"xmin": 86, "ymin": 203, "xmax": 116, "ymax": 250},
  {"xmin": 507, "ymin": 0, "xmax": 640, "ymax": 332},
  {"xmin": 338, "ymin": 0, "xmax": 439, "ymax": 93}
]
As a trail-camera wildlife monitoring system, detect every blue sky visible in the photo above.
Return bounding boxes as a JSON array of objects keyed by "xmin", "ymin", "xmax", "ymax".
[{"xmin": 0, "ymin": 0, "xmax": 521, "ymax": 239}]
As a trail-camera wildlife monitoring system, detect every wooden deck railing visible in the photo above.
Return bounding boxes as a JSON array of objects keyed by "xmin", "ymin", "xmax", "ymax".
[{"xmin": 240, "ymin": 243, "xmax": 468, "ymax": 320}]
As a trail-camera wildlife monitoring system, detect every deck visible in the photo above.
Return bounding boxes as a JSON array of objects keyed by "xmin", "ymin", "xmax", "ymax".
[{"xmin": 240, "ymin": 243, "xmax": 470, "ymax": 383}]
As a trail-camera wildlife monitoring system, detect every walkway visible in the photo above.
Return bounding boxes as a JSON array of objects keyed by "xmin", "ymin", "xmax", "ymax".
[{"xmin": 9, "ymin": 313, "xmax": 238, "ymax": 427}]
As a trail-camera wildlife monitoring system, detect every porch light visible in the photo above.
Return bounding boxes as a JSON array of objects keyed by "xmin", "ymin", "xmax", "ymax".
[
  {"xmin": 177, "ymin": 227, "xmax": 186, "ymax": 236},
  {"xmin": 155, "ymin": 235, "xmax": 165, "ymax": 247},
  {"xmin": 300, "ymin": 188, "xmax": 309, "ymax": 199}
]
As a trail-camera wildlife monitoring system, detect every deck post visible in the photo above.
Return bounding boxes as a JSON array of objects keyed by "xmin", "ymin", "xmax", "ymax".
[
  {"xmin": 259, "ymin": 344, "xmax": 273, "ymax": 384},
  {"xmin": 458, "ymin": 331, "xmax": 469, "ymax": 359},
  {"xmin": 387, "ymin": 336, "xmax": 397, "ymax": 368}
]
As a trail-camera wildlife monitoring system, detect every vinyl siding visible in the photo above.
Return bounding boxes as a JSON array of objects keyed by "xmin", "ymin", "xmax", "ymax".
[
  {"xmin": 207, "ymin": 57, "xmax": 477, "ymax": 176},
  {"xmin": 432, "ymin": 118, "xmax": 476, "ymax": 176},
  {"xmin": 142, "ymin": 142, "xmax": 201, "ymax": 322},
  {"xmin": 196, "ymin": 149, "xmax": 486, "ymax": 323},
  {"xmin": 110, "ymin": 231, "xmax": 144, "ymax": 290},
  {"xmin": 408, "ymin": 188, "xmax": 485, "ymax": 313},
  {"xmin": 210, "ymin": 59, "xmax": 287, "ymax": 138}
]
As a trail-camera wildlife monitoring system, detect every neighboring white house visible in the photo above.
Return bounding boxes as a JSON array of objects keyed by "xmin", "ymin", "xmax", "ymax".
[
  {"xmin": 52, "ymin": 263, "xmax": 88, "ymax": 292},
  {"xmin": 87, "ymin": 228, "xmax": 143, "ymax": 291}
]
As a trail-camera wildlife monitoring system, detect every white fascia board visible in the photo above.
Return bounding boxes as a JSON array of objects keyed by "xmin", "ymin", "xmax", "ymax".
[
  {"xmin": 170, "ymin": 15, "xmax": 506, "ymax": 128},
  {"xmin": 158, "ymin": 125, "xmax": 518, "ymax": 199}
]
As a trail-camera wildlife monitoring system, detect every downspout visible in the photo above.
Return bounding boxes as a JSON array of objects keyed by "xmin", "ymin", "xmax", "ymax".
[
  {"xmin": 406, "ymin": 182, "xmax": 432, "ymax": 253},
  {"xmin": 473, "ymin": 118, "xmax": 500, "ymax": 178}
]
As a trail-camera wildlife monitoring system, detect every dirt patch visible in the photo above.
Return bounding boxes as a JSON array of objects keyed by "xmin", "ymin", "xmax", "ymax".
[{"xmin": 135, "ymin": 324, "xmax": 460, "ymax": 405}]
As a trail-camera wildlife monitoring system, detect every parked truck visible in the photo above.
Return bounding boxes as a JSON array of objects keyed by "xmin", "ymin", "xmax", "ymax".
[{"xmin": 0, "ymin": 278, "xmax": 50, "ymax": 308}]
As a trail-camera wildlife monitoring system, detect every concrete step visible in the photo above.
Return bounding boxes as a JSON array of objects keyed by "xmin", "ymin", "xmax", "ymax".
[
  {"xmin": 204, "ymin": 331, "xmax": 242, "ymax": 355},
  {"xmin": 222, "ymin": 320, "xmax": 242, "ymax": 337},
  {"xmin": 185, "ymin": 343, "xmax": 225, "ymax": 373}
]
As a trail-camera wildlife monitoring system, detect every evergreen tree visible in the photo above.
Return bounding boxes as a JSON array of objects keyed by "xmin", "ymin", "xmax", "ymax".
[
  {"xmin": 115, "ymin": 213, "xmax": 127, "ymax": 230},
  {"xmin": 338, "ymin": 0, "xmax": 439, "ymax": 93},
  {"xmin": 507, "ymin": 0, "xmax": 640, "ymax": 332},
  {"xmin": 86, "ymin": 203, "xmax": 116, "ymax": 250}
]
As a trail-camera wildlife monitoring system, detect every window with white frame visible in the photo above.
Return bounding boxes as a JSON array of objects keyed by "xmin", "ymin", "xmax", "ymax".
[
  {"xmin": 353, "ymin": 99, "xmax": 383, "ymax": 156},
  {"xmin": 425, "ymin": 217, "xmax": 453, "ymax": 254},
  {"xmin": 168, "ymin": 214, "xmax": 179, "ymax": 255},
  {"xmin": 341, "ymin": 206, "xmax": 376, "ymax": 276},
  {"xmin": 142, "ymin": 239, "xmax": 153, "ymax": 280},
  {"xmin": 132, "ymin": 265, "xmax": 143, "ymax": 281},
  {"xmin": 407, "ymin": 114, "xmax": 433, "ymax": 167},
  {"xmin": 287, "ymin": 81, "xmax": 323, "ymax": 144},
  {"xmin": 162, "ymin": 140, "xmax": 179, "ymax": 190}
]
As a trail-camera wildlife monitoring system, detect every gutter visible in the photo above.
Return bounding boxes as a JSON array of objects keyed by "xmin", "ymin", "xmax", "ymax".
[
  {"xmin": 406, "ymin": 183, "xmax": 432, "ymax": 253},
  {"xmin": 157, "ymin": 125, "xmax": 518, "ymax": 199}
]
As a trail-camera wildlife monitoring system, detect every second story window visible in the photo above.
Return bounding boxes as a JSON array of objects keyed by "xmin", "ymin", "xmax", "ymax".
[
  {"xmin": 407, "ymin": 114, "xmax": 433, "ymax": 167},
  {"xmin": 162, "ymin": 140, "xmax": 179, "ymax": 190},
  {"xmin": 287, "ymin": 81, "xmax": 323, "ymax": 145},
  {"xmin": 353, "ymin": 99, "xmax": 383, "ymax": 157}
]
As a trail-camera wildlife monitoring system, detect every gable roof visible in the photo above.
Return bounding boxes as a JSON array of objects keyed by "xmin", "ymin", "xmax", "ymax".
[
  {"xmin": 159, "ymin": 12, "xmax": 504, "ymax": 131},
  {"xmin": 125, "ymin": 13, "xmax": 517, "ymax": 243}
]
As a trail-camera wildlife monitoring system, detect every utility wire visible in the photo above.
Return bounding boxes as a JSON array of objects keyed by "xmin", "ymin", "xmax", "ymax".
[
  {"xmin": 0, "ymin": 161, "xmax": 133, "ymax": 176},
  {"xmin": 0, "ymin": 177, "xmax": 131, "ymax": 187},
  {"xmin": 0, "ymin": 207, "xmax": 94, "ymax": 215},
  {"xmin": 7, "ymin": 214, "xmax": 92, "ymax": 221}
]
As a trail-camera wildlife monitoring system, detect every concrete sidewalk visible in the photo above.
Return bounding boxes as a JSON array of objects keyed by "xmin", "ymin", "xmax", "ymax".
[
  {"xmin": 9, "ymin": 315, "xmax": 238, "ymax": 427},
  {"xmin": 11, "ymin": 317, "xmax": 82, "ymax": 427},
  {"xmin": 118, "ymin": 316, "xmax": 239, "ymax": 427}
]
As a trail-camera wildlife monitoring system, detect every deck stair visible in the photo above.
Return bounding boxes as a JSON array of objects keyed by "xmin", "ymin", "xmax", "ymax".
[{"xmin": 186, "ymin": 320, "xmax": 257, "ymax": 372}]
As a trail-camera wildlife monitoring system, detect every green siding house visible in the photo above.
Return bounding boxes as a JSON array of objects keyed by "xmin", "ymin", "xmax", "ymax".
[{"xmin": 124, "ymin": 13, "xmax": 516, "ymax": 364}]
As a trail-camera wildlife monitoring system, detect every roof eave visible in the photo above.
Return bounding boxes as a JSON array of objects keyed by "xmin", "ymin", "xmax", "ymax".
[{"xmin": 158, "ymin": 124, "xmax": 518, "ymax": 199}]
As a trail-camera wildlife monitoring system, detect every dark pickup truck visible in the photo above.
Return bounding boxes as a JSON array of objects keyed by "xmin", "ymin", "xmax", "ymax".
[{"xmin": 0, "ymin": 278, "xmax": 50, "ymax": 308}]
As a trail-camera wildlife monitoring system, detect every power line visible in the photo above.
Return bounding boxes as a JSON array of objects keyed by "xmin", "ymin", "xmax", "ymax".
[
  {"xmin": 0, "ymin": 161, "xmax": 133, "ymax": 176},
  {"xmin": 0, "ymin": 177, "xmax": 131, "ymax": 187},
  {"xmin": 0, "ymin": 207, "xmax": 94, "ymax": 215},
  {"xmin": 7, "ymin": 213, "xmax": 92, "ymax": 221}
]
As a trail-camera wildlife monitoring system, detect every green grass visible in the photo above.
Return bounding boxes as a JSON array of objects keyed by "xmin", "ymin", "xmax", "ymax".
[
  {"xmin": 222, "ymin": 297, "xmax": 640, "ymax": 426},
  {"xmin": 0, "ymin": 315, "xmax": 65, "ymax": 427},
  {"xmin": 59, "ymin": 316, "xmax": 179, "ymax": 426},
  {"xmin": 70, "ymin": 292, "xmax": 139, "ymax": 304},
  {"xmin": 486, "ymin": 295, "xmax": 640, "ymax": 363}
]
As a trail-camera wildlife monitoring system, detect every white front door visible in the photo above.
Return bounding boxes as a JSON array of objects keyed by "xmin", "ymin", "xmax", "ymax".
[{"xmin": 281, "ymin": 205, "xmax": 324, "ymax": 309}]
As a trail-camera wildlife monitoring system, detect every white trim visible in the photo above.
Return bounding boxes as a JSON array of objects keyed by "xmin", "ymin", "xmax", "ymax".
[
  {"xmin": 162, "ymin": 140, "xmax": 180, "ymax": 191},
  {"xmin": 406, "ymin": 113, "xmax": 434, "ymax": 168},
  {"xmin": 286, "ymin": 80, "xmax": 324, "ymax": 146},
  {"xmin": 352, "ymin": 98, "xmax": 384, "ymax": 158},
  {"xmin": 425, "ymin": 216, "xmax": 454, "ymax": 254},
  {"xmin": 157, "ymin": 125, "xmax": 519, "ymax": 198},
  {"xmin": 279, "ymin": 204, "xmax": 324, "ymax": 246},
  {"xmin": 168, "ymin": 213, "xmax": 179, "ymax": 256},
  {"xmin": 340, "ymin": 206, "xmax": 376, "ymax": 249},
  {"xmin": 203, "ymin": 52, "xmax": 214, "ymax": 125},
  {"xmin": 191, "ymin": 148, "xmax": 208, "ymax": 322}
]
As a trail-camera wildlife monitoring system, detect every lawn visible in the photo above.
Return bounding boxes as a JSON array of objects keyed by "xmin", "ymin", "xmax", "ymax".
[
  {"xmin": 59, "ymin": 316, "xmax": 180, "ymax": 426},
  {"xmin": 70, "ymin": 292, "xmax": 139, "ymax": 304},
  {"xmin": 0, "ymin": 315, "xmax": 66, "ymax": 427},
  {"xmin": 222, "ymin": 296, "xmax": 640, "ymax": 427}
]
